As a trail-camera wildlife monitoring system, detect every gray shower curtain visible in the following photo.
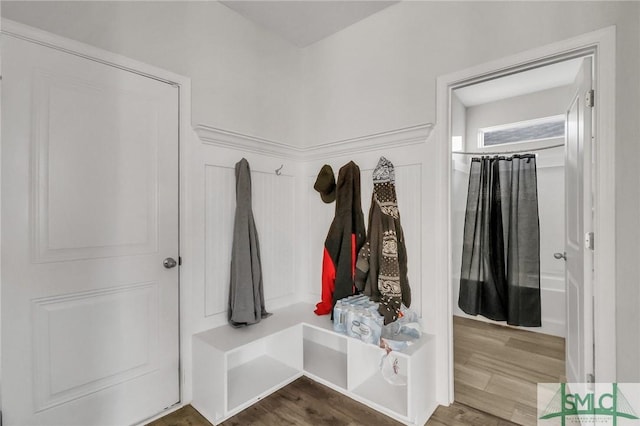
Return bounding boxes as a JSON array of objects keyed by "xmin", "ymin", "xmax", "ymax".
[{"xmin": 458, "ymin": 154, "xmax": 541, "ymax": 327}]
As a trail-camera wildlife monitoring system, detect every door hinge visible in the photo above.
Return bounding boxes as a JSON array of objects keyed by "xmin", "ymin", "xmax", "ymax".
[
  {"xmin": 178, "ymin": 256, "xmax": 182, "ymax": 266},
  {"xmin": 585, "ymin": 232, "xmax": 594, "ymax": 251},
  {"xmin": 587, "ymin": 373, "xmax": 595, "ymax": 383},
  {"xmin": 586, "ymin": 89, "xmax": 595, "ymax": 108}
]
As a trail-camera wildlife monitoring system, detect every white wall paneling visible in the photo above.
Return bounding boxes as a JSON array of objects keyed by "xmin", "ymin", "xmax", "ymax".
[
  {"xmin": 193, "ymin": 126, "xmax": 302, "ymax": 333},
  {"xmin": 203, "ymin": 165, "xmax": 235, "ymax": 317},
  {"xmin": 299, "ymin": 124, "xmax": 433, "ymax": 330},
  {"xmin": 304, "ymin": 162, "xmax": 424, "ymax": 315},
  {"xmin": 202, "ymin": 163, "xmax": 297, "ymax": 318},
  {"xmin": 193, "ymin": 124, "xmax": 434, "ymax": 338}
]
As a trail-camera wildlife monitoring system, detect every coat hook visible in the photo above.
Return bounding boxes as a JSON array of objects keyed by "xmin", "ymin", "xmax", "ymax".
[{"xmin": 275, "ymin": 164, "xmax": 284, "ymax": 176}]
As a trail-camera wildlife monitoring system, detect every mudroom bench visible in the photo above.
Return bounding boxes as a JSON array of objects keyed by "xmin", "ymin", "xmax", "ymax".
[{"xmin": 192, "ymin": 303, "xmax": 436, "ymax": 425}]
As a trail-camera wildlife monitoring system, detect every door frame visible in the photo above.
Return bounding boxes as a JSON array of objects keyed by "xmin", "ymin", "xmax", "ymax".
[
  {"xmin": 0, "ymin": 18, "xmax": 197, "ymax": 417},
  {"xmin": 435, "ymin": 26, "xmax": 616, "ymax": 404}
]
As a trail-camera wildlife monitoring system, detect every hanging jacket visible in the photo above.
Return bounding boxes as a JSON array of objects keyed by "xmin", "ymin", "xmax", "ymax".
[
  {"xmin": 314, "ymin": 161, "xmax": 366, "ymax": 315},
  {"xmin": 355, "ymin": 157, "xmax": 411, "ymax": 325},
  {"xmin": 228, "ymin": 158, "xmax": 271, "ymax": 327}
]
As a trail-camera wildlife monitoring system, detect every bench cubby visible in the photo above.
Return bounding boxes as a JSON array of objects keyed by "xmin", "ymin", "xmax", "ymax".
[{"xmin": 192, "ymin": 303, "xmax": 436, "ymax": 425}]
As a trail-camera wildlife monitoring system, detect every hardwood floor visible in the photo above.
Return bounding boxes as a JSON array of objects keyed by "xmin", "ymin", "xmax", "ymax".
[
  {"xmin": 148, "ymin": 376, "xmax": 401, "ymax": 426},
  {"xmin": 149, "ymin": 399, "xmax": 515, "ymax": 426},
  {"xmin": 147, "ymin": 405, "xmax": 210, "ymax": 426},
  {"xmin": 453, "ymin": 316, "xmax": 565, "ymax": 426},
  {"xmin": 148, "ymin": 378, "xmax": 512, "ymax": 426},
  {"xmin": 427, "ymin": 402, "xmax": 518, "ymax": 426},
  {"xmin": 149, "ymin": 317, "xmax": 565, "ymax": 426}
]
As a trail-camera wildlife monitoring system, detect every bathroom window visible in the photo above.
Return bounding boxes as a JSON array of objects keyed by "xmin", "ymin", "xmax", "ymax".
[{"xmin": 478, "ymin": 115, "xmax": 565, "ymax": 147}]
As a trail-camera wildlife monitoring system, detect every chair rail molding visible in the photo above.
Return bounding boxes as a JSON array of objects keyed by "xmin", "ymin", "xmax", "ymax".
[
  {"xmin": 194, "ymin": 125, "xmax": 304, "ymax": 160},
  {"xmin": 194, "ymin": 123, "xmax": 434, "ymax": 161},
  {"xmin": 302, "ymin": 124, "xmax": 434, "ymax": 160}
]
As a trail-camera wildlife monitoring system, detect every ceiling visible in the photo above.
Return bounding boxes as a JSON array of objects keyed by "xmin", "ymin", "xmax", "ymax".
[
  {"xmin": 454, "ymin": 58, "xmax": 585, "ymax": 107},
  {"xmin": 220, "ymin": 1, "xmax": 398, "ymax": 47}
]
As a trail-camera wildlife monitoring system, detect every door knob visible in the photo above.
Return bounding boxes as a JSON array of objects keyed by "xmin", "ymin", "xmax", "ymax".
[
  {"xmin": 553, "ymin": 252, "xmax": 567, "ymax": 261},
  {"xmin": 163, "ymin": 257, "xmax": 178, "ymax": 269}
]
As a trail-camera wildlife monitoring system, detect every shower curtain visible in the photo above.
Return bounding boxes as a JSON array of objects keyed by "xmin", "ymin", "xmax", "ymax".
[{"xmin": 458, "ymin": 154, "xmax": 541, "ymax": 327}]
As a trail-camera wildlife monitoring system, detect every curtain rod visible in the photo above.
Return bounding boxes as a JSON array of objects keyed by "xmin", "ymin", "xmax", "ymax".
[{"xmin": 451, "ymin": 143, "xmax": 564, "ymax": 156}]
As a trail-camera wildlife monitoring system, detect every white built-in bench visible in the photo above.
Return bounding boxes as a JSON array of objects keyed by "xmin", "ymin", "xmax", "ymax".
[{"xmin": 192, "ymin": 303, "xmax": 437, "ymax": 425}]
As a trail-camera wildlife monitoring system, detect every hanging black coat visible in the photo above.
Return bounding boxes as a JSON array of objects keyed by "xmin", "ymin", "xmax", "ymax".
[
  {"xmin": 315, "ymin": 161, "xmax": 366, "ymax": 315},
  {"xmin": 228, "ymin": 158, "xmax": 271, "ymax": 327}
]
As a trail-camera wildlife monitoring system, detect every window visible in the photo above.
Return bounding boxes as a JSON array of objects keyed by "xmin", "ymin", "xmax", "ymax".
[{"xmin": 478, "ymin": 115, "xmax": 565, "ymax": 148}]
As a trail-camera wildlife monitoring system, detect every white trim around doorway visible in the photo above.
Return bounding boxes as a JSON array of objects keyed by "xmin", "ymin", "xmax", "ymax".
[{"xmin": 435, "ymin": 26, "xmax": 616, "ymax": 404}]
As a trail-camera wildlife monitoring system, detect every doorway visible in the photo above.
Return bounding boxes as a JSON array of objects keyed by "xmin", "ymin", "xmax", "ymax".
[
  {"xmin": 449, "ymin": 56, "xmax": 587, "ymax": 424},
  {"xmin": 434, "ymin": 26, "xmax": 617, "ymax": 411}
]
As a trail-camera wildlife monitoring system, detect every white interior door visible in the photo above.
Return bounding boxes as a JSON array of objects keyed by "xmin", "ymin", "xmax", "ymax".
[
  {"xmin": 564, "ymin": 56, "xmax": 594, "ymax": 385},
  {"xmin": 1, "ymin": 35, "xmax": 180, "ymax": 425}
]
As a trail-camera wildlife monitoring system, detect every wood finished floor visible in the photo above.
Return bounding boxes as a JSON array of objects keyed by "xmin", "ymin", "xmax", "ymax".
[
  {"xmin": 453, "ymin": 316, "xmax": 565, "ymax": 425},
  {"xmin": 148, "ymin": 377, "xmax": 510, "ymax": 426},
  {"xmin": 149, "ymin": 317, "xmax": 565, "ymax": 426}
]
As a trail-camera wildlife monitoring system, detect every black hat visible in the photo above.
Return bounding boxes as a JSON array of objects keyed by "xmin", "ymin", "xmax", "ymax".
[{"xmin": 314, "ymin": 164, "xmax": 336, "ymax": 203}]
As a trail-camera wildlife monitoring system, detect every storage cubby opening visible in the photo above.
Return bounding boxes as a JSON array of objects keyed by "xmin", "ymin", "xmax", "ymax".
[
  {"xmin": 226, "ymin": 326, "xmax": 303, "ymax": 411},
  {"xmin": 352, "ymin": 372, "xmax": 408, "ymax": 418},
  {"xmin": 227, "ymin": 354, "xmax": 300, "ymax": 411},
  {"xmin": 227, "ymin": 338, "xmax": 265, "ymax": 370},
  {"xmin": 303, "ymin": 325, "xmax": 348, "ymax": 389},
  {"xmin": 192, "ymin": 305, "xmax": 436, "ymax": 424},
  {"xmin": 347, "ymin": 338, "xmax": 409, "ymax": 416}
]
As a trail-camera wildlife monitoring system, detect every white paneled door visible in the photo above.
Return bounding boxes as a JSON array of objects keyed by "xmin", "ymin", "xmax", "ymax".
[
  {"xmin": 564, "ymin": 57, "xmax": 594, "ymax": 385},
  {"xmin": 1, "ymin": 35, "xmax": 180, "ymax": 425}
]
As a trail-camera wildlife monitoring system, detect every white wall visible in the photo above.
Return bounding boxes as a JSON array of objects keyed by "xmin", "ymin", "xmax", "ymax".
[
  {"xmin": 1, "ymin": 1, "xmax": 303, "ymax": 146},
  {"xmin": 188, "ymin": 125, "xmax": 434, "ymax": 337},
  {"xmin": 300, "ymin": 2, "xmax": 638, "ymax": 145},
  {"xmin": 299, "ymin": 1, "xmax": 640, "ymax": 381},
  {"xmin": 3, "ymin": 0, "xmax": 640, "ymax": 384},
  {"xmin": 451, "ymin": 94, "xmax": 466, "ymax": 151},
  {"xmin": 189, "ymin": 129, "xmax": 303, "ymax": 333},
  {"xmin": 464, "ymin": 86, "xmax": 573, "ymax": 152}
]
